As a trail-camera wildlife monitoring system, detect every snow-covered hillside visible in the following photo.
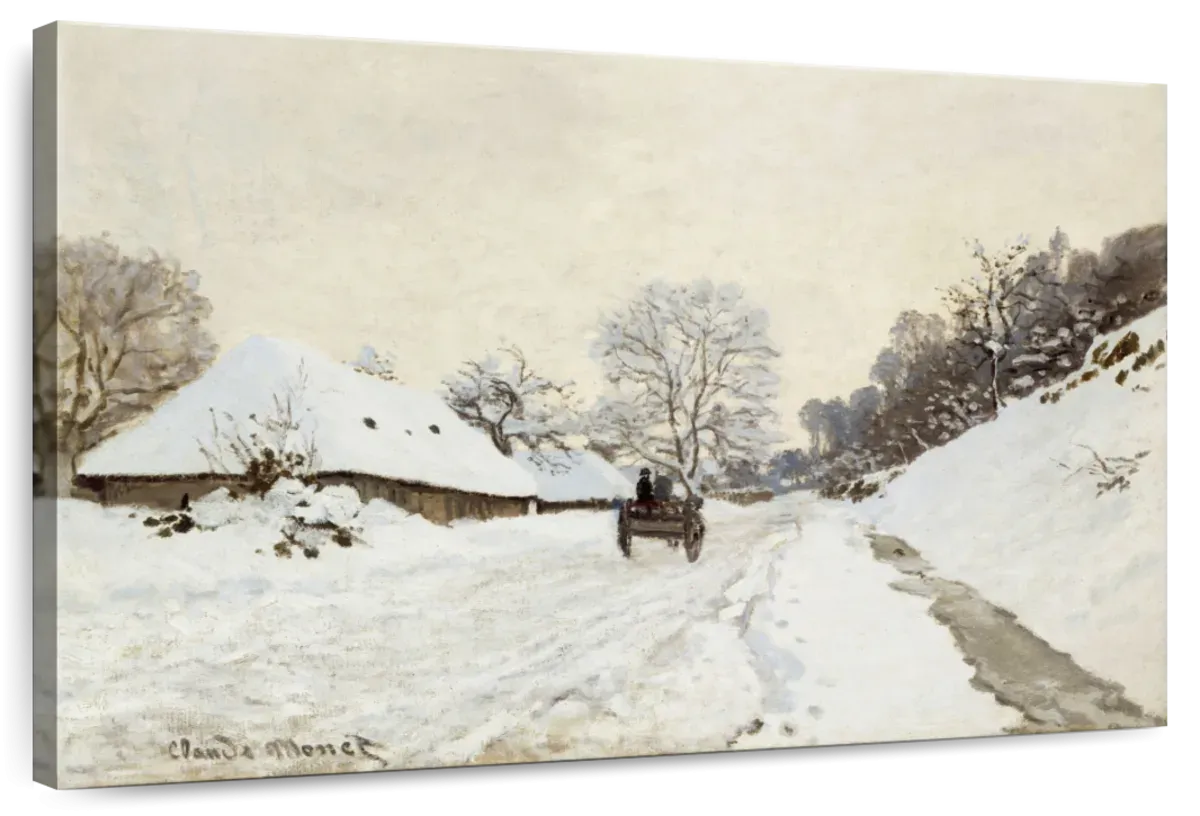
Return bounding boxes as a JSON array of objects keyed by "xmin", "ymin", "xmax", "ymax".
[{"xmin": 862, "ymin": 307, "xmax": 1167, "ymax": 716}]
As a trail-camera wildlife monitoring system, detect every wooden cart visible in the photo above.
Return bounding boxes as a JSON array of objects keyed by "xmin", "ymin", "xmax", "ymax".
[{"xmin": 616, "ymin": 498, "xmax": 706, "ymax": 563}]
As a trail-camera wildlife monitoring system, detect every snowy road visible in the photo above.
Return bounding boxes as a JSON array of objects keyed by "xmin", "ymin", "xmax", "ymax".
[{"xmin": 55, "ymin": 493, "xmax": 1017, "ymax": 788}]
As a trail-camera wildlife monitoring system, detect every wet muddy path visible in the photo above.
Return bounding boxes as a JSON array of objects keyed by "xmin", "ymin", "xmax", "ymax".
[{"xmin": 867, "ymin": 533, "xmax": 1165, "ymax": 733}]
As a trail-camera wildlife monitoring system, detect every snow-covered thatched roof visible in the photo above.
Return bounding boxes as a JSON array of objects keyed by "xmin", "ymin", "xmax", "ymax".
[
  {"xmin": 78, "ymin": 335, "xmax": 538, "ymax": 499},
  {"xmin": 514, "ymin": 450, "xmax": 635, "ymax": 502}
]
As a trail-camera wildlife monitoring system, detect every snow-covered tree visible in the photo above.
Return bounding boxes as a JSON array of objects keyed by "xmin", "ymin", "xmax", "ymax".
[
  {"xmin": 348, "ymin": 345, "xmax": 400, "ymax": 382},
  {"xmin": 998, "ymin": 229, "xmax": 1122, "ymax": 397},
  {"xmin": 53, "ymin": 234, "xmax": 218, "ymax": 486},
  {"xmin": 587, "ymin": 279, "xmax": 782, "ymax": 496},
  {"xmin": 941, "ymin": 235, "xmax": 1049, "ymax": 415},
  {"xmin": 441, "ymin": 345, "xmax": 580, "ymax": 460}
]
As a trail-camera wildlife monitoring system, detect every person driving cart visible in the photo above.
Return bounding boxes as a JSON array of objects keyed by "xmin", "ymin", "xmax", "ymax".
[{"xmin": 635, "ymin": 467, "xmax": 655, "ymax": 503}]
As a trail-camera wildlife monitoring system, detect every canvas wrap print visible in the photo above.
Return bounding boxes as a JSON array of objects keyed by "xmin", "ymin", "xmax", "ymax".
[{"xmin": 31, "ymin": 22, "xmax": 1168, "ymax": 790}]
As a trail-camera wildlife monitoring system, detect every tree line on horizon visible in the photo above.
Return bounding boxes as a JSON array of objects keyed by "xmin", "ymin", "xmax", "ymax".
[
  {"xmin": 770, "ymin": 222, "xmax": 1167, "ymax": 492},
  {"xmin": 34, "ymin": 222, "xmax": 1166, "ymax": 501}
]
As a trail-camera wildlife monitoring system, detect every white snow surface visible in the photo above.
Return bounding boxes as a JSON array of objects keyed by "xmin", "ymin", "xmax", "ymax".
[
  {"xmin": 514, "ymin": 450, "xmax": 634, "ymax": 502},
  {"xmin": 77, "ymin": 335, "xmax": 537, "ymax": 498},
  {"xmin": 53, "ymin": 490, "xmax": 1015, "ymax": 788},
  {"xmin": 861, "ymin": 307, "xmax": 1167, "ymax": 716}
]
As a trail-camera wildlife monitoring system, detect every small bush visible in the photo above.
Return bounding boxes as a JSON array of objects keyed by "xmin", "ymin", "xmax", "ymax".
[
  {"xmin": 1056, "ymin": 445, "xmax": 1151, "ymax": 497},
  {"xmin": 1131, "ymin": 337, "xmax": 1166, "ymax": 372},
  {"xmin": 820, "ymin": 478, "xmax": 882, "ymax": 503},
  {"xmin": 1080, "ymin": 370, "xmax": 1099, "ymax": 383},
  {"xmin": 846, "ymin": 479, "xmax": 882, "ymax": 503},
  {"xmin": 198, "ymin": 367, "xmax": 321, "ymax": 497},
  {"xmin": 1099, "ymin": 331, "xmax": 1140, "ymax": 369},
  {"xmin": 1115, "ymin": 370, "xmax": 1129, "ymax": 386}
]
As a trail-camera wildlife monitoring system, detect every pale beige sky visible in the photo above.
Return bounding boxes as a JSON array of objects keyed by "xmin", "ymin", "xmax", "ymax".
[{"xmin": 56, "ymin": 23, "xmax": 1166, "ymax": 444}]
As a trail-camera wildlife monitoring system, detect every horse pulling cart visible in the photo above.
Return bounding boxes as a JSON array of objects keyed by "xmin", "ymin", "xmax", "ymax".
[{"xmin": 616, "ymin": 497, "xmax": 706, "ymax": 563}]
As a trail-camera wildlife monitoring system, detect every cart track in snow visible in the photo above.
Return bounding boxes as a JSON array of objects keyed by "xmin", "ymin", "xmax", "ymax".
[{"xmin": 464, "ymin": 503, "xmax": 803, "ymax": 765}]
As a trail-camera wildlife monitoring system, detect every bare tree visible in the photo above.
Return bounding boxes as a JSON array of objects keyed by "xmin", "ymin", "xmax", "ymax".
[
  {"xmin": 441, "ymin": 345, "xmax": 579, "ymax": 459},
  {"xmin": 51, "ymin": 234, "xmax": 218, "ymax": 488},
  {"xmin": 588, "ymin": 280, "xmax": 782, "ymax": 496}
]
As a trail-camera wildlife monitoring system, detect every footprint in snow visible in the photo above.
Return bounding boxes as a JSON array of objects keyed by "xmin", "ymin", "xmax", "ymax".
[{"xmin": 807, "ymin": 705, "xmax": 824, "ymax": 720}]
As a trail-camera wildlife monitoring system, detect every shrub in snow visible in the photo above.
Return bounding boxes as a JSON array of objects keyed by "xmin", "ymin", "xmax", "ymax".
[
  {"xmin": 262, "ymin": 484, "xmax": 365, "ymax": 560},
  {"xmin": 1039, "ymin": 328, "xmax": 1163, "ymax": 404},
  {"xmin": 198, "ymin": 365, "xmax": 320, "ymax": 496},
  {"xmin": 1097, "ymin": 332, "xmax": 1140, "ymax": 370},
  {"xmin": 1130, "ymin": 339, "xmax": 1166, "ymax": 373},
  {"xmin": 817, "ymin": 475, "xmax": 883, "ymax": 503},
  {"xmin": 1054, "ymin": 445, "xmax": 1151, "ymax": 498},
  {"xmin": 137, "ymin": 475, "xmax": 370, "ymax": 560},
  {"xmin": 140, "ymin": 510, "xmax": 198, "ymax": 537}
]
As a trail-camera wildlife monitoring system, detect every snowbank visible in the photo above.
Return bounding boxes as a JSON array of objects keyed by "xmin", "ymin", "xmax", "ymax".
[
  {"xmin": 862, "ymin": 307, "xmax": 1167, "ymax": 716},
  {"xmin": 77, "ymin": 335, "xmax": 537, "ymax": 498},
  {"xmin": 514, "ymin": 450, "xmax": 634, "ymax": 502}
]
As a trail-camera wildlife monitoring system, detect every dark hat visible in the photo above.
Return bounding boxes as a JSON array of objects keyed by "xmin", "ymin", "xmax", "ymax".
[{"xmin": 639, "ymin": 468, "xmax": 651, "ymax": 476}]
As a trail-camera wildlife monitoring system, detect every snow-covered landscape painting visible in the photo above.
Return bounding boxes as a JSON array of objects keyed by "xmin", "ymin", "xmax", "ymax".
[{"xmin": 33, "ymin": 22, "xmax": 1166, "ymax": 790}]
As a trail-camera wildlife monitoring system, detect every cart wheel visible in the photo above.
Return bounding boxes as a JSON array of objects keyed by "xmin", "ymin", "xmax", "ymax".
[{"xmin": 617, "ymin": 505, "xmax": 632, "ymax": 558}]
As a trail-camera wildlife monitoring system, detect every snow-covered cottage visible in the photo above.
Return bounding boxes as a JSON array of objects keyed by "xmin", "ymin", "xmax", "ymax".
[
  {"xmin": 515, "ymin": 450, "xmax": 634, "ymax": 513},
  {"xmin": 74, "ymin": 336, "xmax": 538, "ymax": 524}
]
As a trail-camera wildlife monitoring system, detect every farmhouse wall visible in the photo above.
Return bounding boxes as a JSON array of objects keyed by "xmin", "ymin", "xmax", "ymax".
[
  {"xmin": 76, "ymin": 473, "xmax": 532, "ymax": 525},
  {"xmin": 534, "ymin": 498, "xmax": 614, "ymax": 514},
  {"xmin": 318, "ymin": 473, "xmax": 529, "ymax": 524}
]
